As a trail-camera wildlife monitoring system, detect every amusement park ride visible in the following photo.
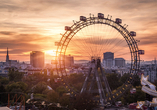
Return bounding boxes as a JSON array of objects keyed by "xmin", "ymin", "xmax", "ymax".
[
  {"xmin": 53, "ymin": 13, "xmax": 146, "ymax": 108},
  {"xmin": 136, "ymin": 75, "xmax": 157, "ymax": 110}
]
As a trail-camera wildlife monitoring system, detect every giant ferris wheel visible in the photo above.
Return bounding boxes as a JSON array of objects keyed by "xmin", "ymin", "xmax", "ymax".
[{"xmin": 54, "ymin": 13, "xmax": 143, "ymax": 106}]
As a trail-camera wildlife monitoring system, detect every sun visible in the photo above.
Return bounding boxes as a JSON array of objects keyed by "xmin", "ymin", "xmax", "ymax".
[{"xmin": 44, "ymin": 50, "xmax": 56, "ymax": 56}]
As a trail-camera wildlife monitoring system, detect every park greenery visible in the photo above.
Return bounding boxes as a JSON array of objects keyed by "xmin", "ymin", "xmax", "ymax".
[{"xmin": 0, "ymin": 67, "xmax": 154, "ymax": 109}]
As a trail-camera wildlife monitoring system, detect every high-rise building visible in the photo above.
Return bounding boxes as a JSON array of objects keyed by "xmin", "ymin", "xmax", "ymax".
[
  {"xmin": 6, "ymin": 47, "xmax": 9, "ymax": 62},
  {"xmin": 115, "ymin": 58, "xmax": 125, "ymax": 67},
  {"xmin": 103, "ymin": 52, "xmax": 114, "ymax": 60},
  {"xmin": 30, "ymin": 51, "xmax": 44, "ymax": 68},
  {"xmin": 65, "ymin": 55, "xmax": 74, "ymax": 67},
  {"xmin": 103, "ymin": 52, "xmax": 114, "ymax": 68}
]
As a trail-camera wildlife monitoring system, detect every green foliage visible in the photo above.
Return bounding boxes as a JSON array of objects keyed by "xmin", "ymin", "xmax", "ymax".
[
  {"xmin": 132, "ymin": 74, "xmax": 140, "ymax": 87},
  {"xmin": 0, "ymin": 85, "xmax": 7, "ymax": 104},
  {"xmin": 0, "ymin": 84, "xmax": 6, "ymax": 92},
  {"xmin": 120, "ymin": 73, "xmax": 130, "ymax": 84},
  {"xmin": 59, "ymin": 95, "xmax": 70, "ymax": 106},
  {"xmin": 1, "ymin": 67, "xmax": 142, "ymax": 109},
  {"xmin": 121, "ymin": 86, "xmax": 145, "ymax": 104},
  {"xmin": 106, "ymin": 73, "xmax": 122, "ymax": 90},
  {"xmin": 6, "ymin": 82, "xmax": 27, "ymax": 93},
  {"xmin": 69, "ymin": 73, "xmax": 85, "ymax": 84},
  {"xmin": 56, "ymin": 86, "xmax": 66, "ymax": 96},
  {"xmin": 8, "ymin": 68, "xmax": 24, "ymax": 82},
  {"xmin": 33, "ymin": 93, "xmax": 47, "ymax": 100},
  {"xmin": 47, "ymin": 91, "xmax": 59, "ymax": 103},
  {"xmin": 32, "ymin": 82, "xmax": 50, "ymax": 94},
  {"xmin": 72, "ymin": 92, "xmax": 97, "ymax": 110},
  {"xmin": 120, "ymin": 73, "xmax": 140, "ymax": 87},
  {"xmin": 0, "ymin": 76, "xmax": 9, "ymax": 85},
  {"xmin": 43, "ymin": 69, "xmax": 48, "ymax": 81},
  {"xmin": 67, "ymin": 73, "xmax": 85, "ymax": 91},
  {"xmin": 49, "ymin": 75, "xmax": 62, "ymax": 91},
  {"xmin": 49, "ymin": 73, "xmax": 85, "ymax": 92},
  {"xmin": 23, "ymin": 72, "xmax": 48, "ymax": 90}
]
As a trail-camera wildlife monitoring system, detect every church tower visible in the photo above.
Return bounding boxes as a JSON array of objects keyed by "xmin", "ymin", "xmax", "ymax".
[{"xmin": 6, "ymin": 47, "xmax": 9, "ymax": 62}]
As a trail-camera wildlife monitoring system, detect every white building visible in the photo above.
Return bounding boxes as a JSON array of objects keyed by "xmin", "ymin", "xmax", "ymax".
[
  {"xmin": 115, "ymin": 58, "xmax": 125, "ymax": 67},
  {"xmin": 140, "ymin": 61, "xmax": 157, "ymax": 82}
]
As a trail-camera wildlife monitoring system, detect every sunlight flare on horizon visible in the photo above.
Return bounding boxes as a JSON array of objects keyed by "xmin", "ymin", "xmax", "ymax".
[{"xmin": 44, "ymin": 50, "xmax": 57, "ymax": 56}]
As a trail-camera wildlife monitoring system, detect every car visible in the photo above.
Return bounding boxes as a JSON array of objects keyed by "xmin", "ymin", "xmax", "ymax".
[{"xmin": 128, "ymin": 103, "xmax": 147, "ymax": 110}]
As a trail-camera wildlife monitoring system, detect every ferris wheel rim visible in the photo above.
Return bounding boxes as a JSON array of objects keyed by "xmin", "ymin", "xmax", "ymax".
[{"xmin": 55, "ymin": 14, "xmax": 140, "ymax": 102}]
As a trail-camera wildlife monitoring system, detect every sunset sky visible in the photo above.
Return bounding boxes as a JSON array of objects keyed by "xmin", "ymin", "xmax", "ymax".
[{"xmin": 0, "ymin": 0, "xmax": 157, "ymax": 63}]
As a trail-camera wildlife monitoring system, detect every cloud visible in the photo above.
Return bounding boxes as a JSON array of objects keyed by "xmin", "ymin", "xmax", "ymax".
[
  {"xmin": 71, "ymin": 37, "xmax": 127, "ymax": 47},
  {"xmin": 140, "ymin": 34, "xmax": 157, "ymax": 45},
  {"xmin": 0, "ymin": 33, "xmax": 57, "ymax": 54},
  {"xmin": 108, "ymin": 0, "xmax": 157, "ymax": 11},
  {"xmin": 0, "ymin": 31, "xmax": 16, "ymax": 35},
  {"xmin": 0, "ymin": 0, "xmax": 157, "ymax": 61}
]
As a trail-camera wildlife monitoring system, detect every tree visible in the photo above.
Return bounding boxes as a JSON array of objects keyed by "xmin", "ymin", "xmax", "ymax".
[
  {"xmin": 68, "ymin": 73, "xmax": 85, "ymax": 84},
  {"xmin": 43, "ymin": 69, "xmax": 48, "ymax": 82},
  {"xmin": 49, "ymin": 74, "xmax": 62, "ymax": 91},
  {"xmin": 56, "ymin": 86, "xmax": 67, "ymax": 96},
  {"xmin": 0, "ymin": 84, "xmax": 7, "ymax": 104},
  {"xmin": 47, "ymin": 91, "xmax": 59, "ymax": 103},
  {"xmin": 0, "ymin": 76, "xmax": 9, "ymax": 85},
  {"xmin": 120, "ymin": 86, "xmax": 145, "ymax": 104},
  {"xmin": 6, "ymin": 82, "xmax": 28, "ymax": 93},
  {"xmin": 32, "ymin": 82, "xmax": 49, "ymax": 94},
  {"xmin": 67, "ymin": 73, "xmax": 85, "ymax": 91},
  {"xmin": 132, "ymin": 74, "xmax": 140, "ymax": 87},
  {"xmin": 106, "ymin": 73, "xmax": 122, "ymax": 90},
  {"xmin": 120, "ymin": 73, "xmax": 140, "ymax": 87},
  {"xmin": 8, "ymin": 68, "xmax": 24, "ymax": 82},
  {"xmin": 23, "ymin": 72, "xmax": 49, "ymax": 90},
  {"xmin": 120, "ymin": 73, "xmax": 130, "ymax": 84},
  {"xmin": 59, "ymin": 94, "xmax": 70, "ymax": 106},
  {"xmin": 72, "ymin": 92, "xmax": 97, "ymax": 110}
]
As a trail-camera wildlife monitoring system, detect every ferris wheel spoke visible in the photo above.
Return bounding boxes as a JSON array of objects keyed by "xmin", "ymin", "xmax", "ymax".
[
  {"xmin": 68, "ymin": 38, "xmax": 90, "ymax": 57},
  {"xmin": 97, "ymin": 23, "xmax": 109, "ymax": 57},
  {"xmin": 84, "ymin": 25, "xmax": 94, "ymax": 57},
  {"xmin": 72, "ymin": 31, "xmax": 92, "ymax": 57},
  {"xmin": 115, "ymin": 52, "xmax": 131, "ymax": 57},
  {"xmin": 98, "ymin": 25, "xmax": 113, "ymax": 57},
  {"xmin": 79, "ymin": 28, "xmax": 93, "ymax": 56},
  {"xmin": 99, "ymin": 26, "xmax": 121, "ymax": 56},
  {"xmin": 105, "ymin": 32, "xmax": 125, "ymax": 53},
  {"xmin": 104, "ymin": 24, "xmax": 116, "ymax": 49},
  {"xmin": 108, "ymin": 38, "xmax": 127, "ymax": 53}
]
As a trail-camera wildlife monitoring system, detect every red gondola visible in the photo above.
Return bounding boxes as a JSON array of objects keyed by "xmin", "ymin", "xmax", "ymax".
[
  {"xmin": 130, "ymin": 88, "xmax": 136, "ymax": 94},
  {"xmin": 65, "ymin": 26, "xmax": 71, "ymax": 31},
  {"xmin": 130, "ymin": 31, "xmax": 136, "ymax": 36},
  {"xmin": 138, "ymin": 50, "xmax": 144, "ymax": 55},
  {"xmin": 115, "ymin": 18, "xmax": 122, "ymax": 24},
  {"xmin": 98, "ymin": 13, "xmax": 104, "ymax": 19},
  {"xmin": 80, "ymin": 16, "xmax": 86, "ymax": 22},
  {"xmin": 54, "ymin": 78, "xmax": 61, "ymax": 83}
]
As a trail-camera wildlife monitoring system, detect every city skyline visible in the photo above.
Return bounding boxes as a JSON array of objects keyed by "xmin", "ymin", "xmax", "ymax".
[{"xmin": 0, "ymin": 0, "xmax": 157, "ymax": 63}]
